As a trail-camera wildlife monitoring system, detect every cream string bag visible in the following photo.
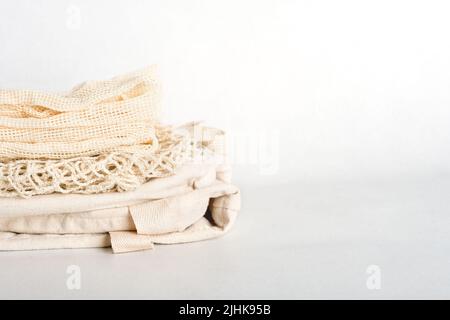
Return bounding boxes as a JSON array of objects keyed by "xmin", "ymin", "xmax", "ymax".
[
  {"xmin": 0, "ymin": 67, "xmax": 191, "ymax": 198},
  {"xmin": 0, "ymin": 66, "xmax": 162, "ymax": 159}
]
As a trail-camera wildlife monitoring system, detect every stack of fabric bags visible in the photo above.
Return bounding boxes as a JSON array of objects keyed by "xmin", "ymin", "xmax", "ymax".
[{"xmin": 0, "ymin": 67, "xmax": 240, "ymax": 253}]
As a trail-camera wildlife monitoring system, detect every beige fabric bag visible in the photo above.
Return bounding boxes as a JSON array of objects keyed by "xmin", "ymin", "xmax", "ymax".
[{"xmin": 0, "ymin": 164, "xmax": 240, "ymax": 253}]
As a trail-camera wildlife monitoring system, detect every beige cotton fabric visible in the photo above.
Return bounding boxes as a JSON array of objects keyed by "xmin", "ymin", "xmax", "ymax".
[
  {"xmin": 0, "ymin": 66, "xmax": 240, "ymax": 253},
  {"xmin": 0, "ymin": 163, "xmax": 240, "ymax": 253}
]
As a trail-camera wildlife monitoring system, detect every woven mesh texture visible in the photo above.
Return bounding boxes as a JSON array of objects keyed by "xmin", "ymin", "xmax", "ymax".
[
  {"xmin": 0, "ymin": 126, "xmax": 192, "ymax": 198},
  {"xmin": 0, "ymin": 66, "xmax": 161, "ymax": 159},
  {"xmin": 0, "ymin": 66, "xmax": 205, "ymax": 198}
]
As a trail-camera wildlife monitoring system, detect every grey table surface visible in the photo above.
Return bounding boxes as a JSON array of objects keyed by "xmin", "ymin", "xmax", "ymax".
[{"xmin": 1, "ymin": 176, "xmax": 450, "ymax": 299}]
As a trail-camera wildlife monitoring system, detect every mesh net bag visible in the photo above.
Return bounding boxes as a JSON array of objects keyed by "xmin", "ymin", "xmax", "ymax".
[
  {"xmin": 0, "ymin": 126, "xmax": 191, "ymax": 198},
  {"xmin": 0, "ymin": 66, "xmax": 197, "ymax": 198},
  {"xmin": 0, "ymin": 66, "xmax": 161, "ymax": 159}
]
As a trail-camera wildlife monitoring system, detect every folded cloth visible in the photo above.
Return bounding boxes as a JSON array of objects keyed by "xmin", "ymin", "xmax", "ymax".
[
  {"xmin": 0, "ymin": 65, "xmax": 241, "ymax": 253},
  {"xmin": 0, "ymin": 164, "xmax": 240, "ymax": 253}
]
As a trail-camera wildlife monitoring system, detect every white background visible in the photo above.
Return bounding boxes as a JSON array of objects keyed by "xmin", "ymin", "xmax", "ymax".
[{"xmin": 1, "ymin": 0, "xmax": 450, "ymax": 299}]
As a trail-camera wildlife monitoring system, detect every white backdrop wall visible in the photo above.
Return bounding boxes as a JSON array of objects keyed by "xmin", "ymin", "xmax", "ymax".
[{"xmin": 1, "ymin": 0, "xmax": 450, "ymax": 188}]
